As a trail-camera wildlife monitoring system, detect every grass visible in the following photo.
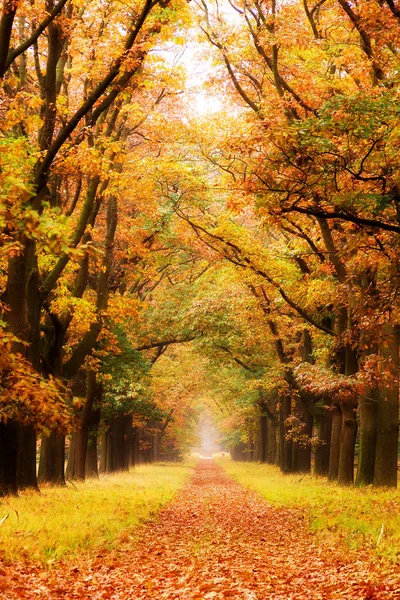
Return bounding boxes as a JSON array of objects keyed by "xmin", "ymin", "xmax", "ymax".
[
  {"xmin": 216, "ymin": 456, "xmax": 400, "ymax": 564},
  {"xmin": 0, "ymin": 462, "xmax": 194, "ymax": 565}
]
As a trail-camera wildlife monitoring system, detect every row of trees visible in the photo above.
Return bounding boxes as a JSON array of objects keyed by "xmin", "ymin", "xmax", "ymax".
[
  {"xmin": 182, "ymin": 0, "xmax": 400, "ymax": 486},
  {"xmin": 0, "ymin": 0, "xmax": 204, "ymax": 495},
  {"xmin": 1, "ymin": 0, "xmax": 400, "ymax": 493}
]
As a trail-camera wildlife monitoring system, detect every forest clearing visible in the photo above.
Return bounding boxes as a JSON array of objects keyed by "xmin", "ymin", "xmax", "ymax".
[{"xmin": 1, "ymin": 459, "xmax": 400, "ymax": 599}]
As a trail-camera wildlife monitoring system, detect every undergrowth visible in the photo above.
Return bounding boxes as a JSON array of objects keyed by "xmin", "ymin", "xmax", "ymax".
[
  {"xmin": 216, "ymin": 457, "xmax": 400, "ymax": 564},
  {"xmin": 0, "ymin": 462, "xmax": 193, "ymax": 565}
]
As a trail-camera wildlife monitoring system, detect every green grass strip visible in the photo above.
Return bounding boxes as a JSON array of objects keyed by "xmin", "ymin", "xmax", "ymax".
[
  {"xmin": 0, "ymin": 462, "xmax": 194, "ymax": 565},
  {"xmin": 216, "ymin": 457, "xmax": 400, "ymax": 564}
]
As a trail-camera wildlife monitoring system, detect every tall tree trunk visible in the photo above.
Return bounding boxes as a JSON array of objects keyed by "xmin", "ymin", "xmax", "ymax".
[
  {"xmin": 292, "ymin": 398, "xmax": 313, "ymax": 473},
  {"xmin": 102, "ymin": 415, "xmax": 130, "ymax": 473},
  {"xmin": 356, "ymin": 388, "xmax": 378, "ymax": 486},
  {"xmin": 130, "ymin": 426, "xmax": 139, "ymax": 467},
  {"xmin": 85, "ymin": 440, "xmax": 99, "ymax": 478},
  {"xmin": 374, "ymin": 325, "xmax": 399, "ymax": 487},
  {"xmin": 17, "ymin": 424, "xmax": 38, "ymax": 491},
  {"xmin": 314, "ymin": 409, "xmax": 332, "ymax": 477},
  {"xmin": 0, "ymin": 422, "xmax": 18, "ymax": 496},
  {"xmin": 278, "ymin": 394, "xmax": 293, "ymax": 472},
  {"xmin": 329, "ymin": 406, "xmax": 341, "ymax": 481},
  {"xmin": 259, "ymin": 413, "xmax": 268, "ymax": 463},
  {"xmin": 292, "ymin": 408, "xmax": 313, "ymax": 473},
  {"xmin": 267, "ymin": 417, "xmax": 277, "ymax": 464},
  {"xmin": 68, "ymin": 371, "xmax": 99, "ymax": 480},
  {"xmin": 38, "ymin": 432, "xmax": 65, "ymax": 485},
  {"xmin": 86, "ymin": 406, "xmax": 100, "ymax": 478},
  {"xmin": 338, "ymin": 347, "xmax": 358, "ymax": 484},
  {"xmin": 246, "ymin": 434, "xmax": 254, "ymax": 462},
  {"xmin": 152, "ymin": 430, "xmax": 159, "ymax": 463},
  {"xmin": 3, "ymin": 244, "xmax": 39, "ymax": 493},
  {"xmin": 123, "ymin": 416, "xmax": 132, "ymax": 470},
  {"xmin": 338, "ymin": 402, "xmax": 357, "ymax": 484},
  {"xmin": 99, "ymin": 431, "xmax": 107, "ymax": 474},
  {"xmin": 66, "ymin": 433, "xmax": 77, "ymax": 479},
  {"xmin": 267, "ymin": 396, "xmax": 278, "ymax": 464}
]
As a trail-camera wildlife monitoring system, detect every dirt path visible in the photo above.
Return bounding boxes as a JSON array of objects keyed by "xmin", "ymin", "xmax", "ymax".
[{"xmin": 2, "ymin": 460, "xmax": 400, "ymax": 599}]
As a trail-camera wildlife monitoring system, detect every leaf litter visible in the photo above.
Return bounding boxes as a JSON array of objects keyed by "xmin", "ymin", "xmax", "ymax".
[{"xmin": 1, "ymin": 461, "xmax": 399, "ymax": 599}]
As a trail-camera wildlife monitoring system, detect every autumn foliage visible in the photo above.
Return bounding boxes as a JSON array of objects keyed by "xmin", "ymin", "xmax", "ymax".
[{"xmin": 0, "ymin": 0, "xmax": 400, "ymax": 499}]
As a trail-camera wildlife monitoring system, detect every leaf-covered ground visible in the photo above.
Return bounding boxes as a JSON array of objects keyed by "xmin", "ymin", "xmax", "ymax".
[{"xmin": 1, "ymin": 461, "xmax": 400, "ymax": 599}]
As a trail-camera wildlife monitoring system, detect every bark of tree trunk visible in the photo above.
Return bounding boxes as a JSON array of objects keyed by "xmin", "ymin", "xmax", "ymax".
[
  {"xmin": 337, "ymin": 347, "xmax": 358, "ymax": 484},
  {"xmin": 66, "ymin": 433, "xmax": 77, "ymax": 480},
  {"xmin": 338, "ymin": 402, "xmax": 357, "ymax": 484},
  {"xmin": 152, "ymin": 430, "xmax": 159, "ymax": 463},
  {"xmin": 38, "ymin": 432, "xmax": 65, "ymax": 485},
  {"xmin": 102, "ymin": 415, "xmax": 131, "ymax": 473},
  {"xmin": 356, "ymin": 390, "xmax": 378, "ymax": 485},
  {"xmin": 329, "ymin": 406, "xmax": 341, "ymax": 481},
  {"xmin": 67, "ymin": 371, "xmax": 99, "ymax": 480},
  {"xmin": 130, "ymin": 426, "xmax": 140, "ymax": 467},
  {"xmin": 259, "ymin": 414, "xmax": 268, "ymax": 463},
  {"xmin": 123, "ymin": 415, "xmax": 132, "ymax": 470},
  {"xmin": 314, "ymin": 409, "xmax": 332, "ymax": 477},
  {"xmin": 230, "ymin": 443, "xmax": 246, "ymax": 461},
  {"xmin": 281, "ymin": 395, "xmax": 293, "ymax": 472},
  {"xmin": 292, "ymin": 408, "xmax": 313, "ymax": 473},
  {"xmin": 85, "ymin": 440, "xmax": 99, "ymax": 478},
  {"xmin": 0, "ymin": 421, "xmax": 18, "ymax": 496},
  {"xmin": 85, "ymin": 406, "xmax": 100, "ymax": 478},
  {"xmin": 374, "ymin": 325, "xmax": 399, "ymax": 487},
  {"xmin": 99, "ymin": 432, "xmax": 107, "ymax": 474},
  {"xmin": 246, "ymin": 435, "xmax": 254, "ymax": 462},
  {"xmin": 3, "ymin": 243, "xmax": 40, "ymax": 493},
  {"xmin": 267, "ymin": 417, "xmax": 277, "ymax": 464},
  {"xmin": 17, "ymin": 424, "xmax": 38, "ymax": 490}
]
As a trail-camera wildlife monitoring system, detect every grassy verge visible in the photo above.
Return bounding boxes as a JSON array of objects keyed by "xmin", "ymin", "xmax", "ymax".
[
  {"xmin": 216, "ymin": 456, "xmax": 400, "ymax": 564},
  {"xmin": 0, "ymin": 462, "xmax": 194, "ymax": 565}
]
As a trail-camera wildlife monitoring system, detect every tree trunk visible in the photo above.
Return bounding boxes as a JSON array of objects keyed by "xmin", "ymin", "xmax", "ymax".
[
  {"xmin": 17, "ymin": 424, "xmax": 38, "ymax": 490},
  {"xmin": 68, "ymin": 371, "xmax": 99, "ymax": 480},
  {"xmin": 329, "ymin": 407, "xmax": 341, "ymax": 481},
  {"xmin": 123, "ymin": 415, "xmax": 132, "ymax": 470},
  {"xmin": 259, "ymin": 414, "xmax": 268, "ymax": 463},
  {"xmin": 152, "ymin": 430, "xmax": 159, "ymax": 463},
  {"xmin": 230, "ymin": 443, "xmax": 246, "ymax": 461},
  {"xmin": 66, "ymin": 433, "xmax": 77, "ymax": 480},
  {"xmin": 356, "ymin": 389, "xmax": 378, "ymax": 486},
  {"xmin": 0, "ymin": 421, "xmax": 18, "ymax": 496},
  {"xmin": 101, "ymin": 415, "xmax": 131, "ymax": 473},
  {"xmin": 281, "ymin": 395, "xmax": 292, "ymax": 472},
  {"xmin": 3, "ymin": 245, "xmax": 39, "ymax": 493},
  {"xmin": 99, "ymin": 431, "xmax": 107, "ymax": 474},
  {"xmin": 38, "ymin": 432, "xmax": 65, "ymax": 485},
  {"xmin": 85, "ymin": 406, "xmax": 100, "ymax": 478},
  {"xmin": 314, "ymin": 409, "xmax": 332, "ymax": 477},
  {"xmin": 338, "ymin": 402, "xmax": 357, "ymax": 485},
  {"xmin": 85, "ymin": 441, "xmax": 99, "ymax": 478},
  {"xmin": 267, "ymin": 416, "xmax": 277, "ymax": 464},
  {"xmin": 291, "ymin": 399, "xmax": 313, "ymax": 473},
  {"xmin": 246, "ymin": 434, "xmax": 254, "ymax": 462},
  {"xmin": 374, "ymin": 325, "xmax": 399, "ymax": 487},
  {"xmin": 130, "ymin": 426, "xmax": 140, "ymax": 467}
]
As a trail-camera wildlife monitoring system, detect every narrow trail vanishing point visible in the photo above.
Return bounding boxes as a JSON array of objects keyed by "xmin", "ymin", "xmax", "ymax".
[{"xmin": 2, "ymin": 460, "xmax": 400, "ymax": 599}]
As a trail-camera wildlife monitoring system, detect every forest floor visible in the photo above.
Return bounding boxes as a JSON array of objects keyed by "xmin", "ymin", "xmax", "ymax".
[{"xmin": 1, "ymin": 460, "xmax": 400, "ymax": 600}]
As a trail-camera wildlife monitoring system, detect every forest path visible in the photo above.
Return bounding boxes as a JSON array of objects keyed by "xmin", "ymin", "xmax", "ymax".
[{"xmin": 3, "ymin": 460, "xmax": 400, "ymax": 599}]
